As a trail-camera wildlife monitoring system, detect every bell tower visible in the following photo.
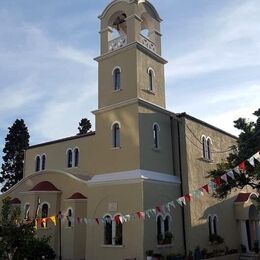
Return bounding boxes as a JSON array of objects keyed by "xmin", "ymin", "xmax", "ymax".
[{"xmin": 95, "ymin": 0, "xmax": 167, "ymax": 109}]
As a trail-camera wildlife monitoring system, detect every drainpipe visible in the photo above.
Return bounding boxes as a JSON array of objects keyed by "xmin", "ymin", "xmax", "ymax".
[{"xmin": 170, "ymin": 116, "xmax": 187, "ymax": 255}]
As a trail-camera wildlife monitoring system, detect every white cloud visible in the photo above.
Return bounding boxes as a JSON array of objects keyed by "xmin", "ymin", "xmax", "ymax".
[{"xmin": 165, "ymin": 0, "xmax": 260, "ymax": 79}]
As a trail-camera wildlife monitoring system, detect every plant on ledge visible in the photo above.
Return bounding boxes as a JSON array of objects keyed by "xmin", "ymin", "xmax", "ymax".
[
  {"xmin": 209, "ymin": 234, "xmax": 224, "ymax": 245},
  {"xmin": 157, "ymin": 232, "xmax": 173, "ymax": 245}
]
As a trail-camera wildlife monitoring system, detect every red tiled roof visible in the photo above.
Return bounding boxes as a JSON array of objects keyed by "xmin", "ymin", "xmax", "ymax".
[
  {"xmin": 234, "ymin": 193, "xmax": 251, "ymax": 203},
  {"xmin": 67, "ymin": 192, "xmax": 87, "ymax": 200},
  {"xmin": 30, "ymin": 181, "xmax": 60, "ymax": 192},
  {"xmin": 10, "ymin": 198, "xmax": 21, "ymax": 204}
]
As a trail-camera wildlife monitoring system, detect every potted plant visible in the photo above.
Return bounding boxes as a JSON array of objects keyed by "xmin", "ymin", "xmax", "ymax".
[
  {"xmin": 157, "ymin": 234, "xmax": 164, "ymax": 245},
  {"xmin": 209, "ymin": 234, "xmax": 224, "ymax": 244},
  {"xmin": 146, "ymin": 250, "xmax": 153, "ymax": 260},
  {"xmin": 164, "ymin": 231, "xmax": 173, "ymax": 244},
  {"xmin": 152, "ymin": 253, "xmax": 163, "ymax": 260}
]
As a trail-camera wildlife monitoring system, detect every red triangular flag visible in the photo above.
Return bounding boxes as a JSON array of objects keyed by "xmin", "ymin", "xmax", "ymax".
[
  {"xmin": 95, "ymin": 218, "xmax": 99, "ymax": 225},
  {"xmin": 185, "ymin": 194, "xmax": 192, "ymax": 202},
  {"xmin": 213, "ymin": 177, "xmax": 221, "ymax": 186},
  {"xmin": 202, "ymin": 184, "xmax": 209, "ymax": 193},
  {"xmin": 155, "ymin": 206, "xmax": 161, "ymax": 213},
  {"xmin": 239, "ymin": 161, "xmax": 246, "ymax": 173}
]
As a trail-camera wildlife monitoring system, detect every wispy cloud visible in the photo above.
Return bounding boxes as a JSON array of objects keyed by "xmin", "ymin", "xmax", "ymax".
[{"xmin": 165, "ymin": 0, "xmax": 260, "ymax": 79}]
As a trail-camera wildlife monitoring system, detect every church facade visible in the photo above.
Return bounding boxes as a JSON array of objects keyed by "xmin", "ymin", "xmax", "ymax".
[{"xmin": 0, "ymin": 1, "xmax": 259, "ymax": 259}]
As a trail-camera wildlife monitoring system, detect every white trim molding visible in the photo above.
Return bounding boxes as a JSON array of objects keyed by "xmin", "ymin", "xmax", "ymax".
[{"xmin": 88, "ymin": 169, "xmax": 181, "ymax": 186}]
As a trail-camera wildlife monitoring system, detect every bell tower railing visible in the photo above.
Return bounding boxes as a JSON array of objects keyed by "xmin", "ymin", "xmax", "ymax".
[{"xmin": 108, "ymin": 35, "xmax": 127, "ymax": 52}]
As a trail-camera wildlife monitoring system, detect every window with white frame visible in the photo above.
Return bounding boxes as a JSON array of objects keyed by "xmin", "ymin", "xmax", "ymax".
[
  {"xmin": 24, "ymin": 203, "xmax": 30, "ymax": 220},
  {"xmin": 67, "ymin": 149, "xmax": 73, "ymax": 168},
  {"xmin": 113, "ymin": 67, "xmax": 121, "ymax": 91},
  {"xmin": 156, "ymin": 214, "xmax": 173, "ymax": 245},
  {"xmin": 112, "ymin": 122, "xmax": 120, "ymax": 148},
  {"xmin": 148, "ymin": 67, "xmax": 155, "ymax": 91},
  {"xmin": 202, "ymin": 135, "xmax": 212, "ymax": 160},
  {"xmin": 35, "ymin": 154, "xmax": 46, "ymax": 172},
  {"xmin": 208, "ymin": 214, "xmax": 218, "ymax": 237},
  {"xmin": 74, "ymin": 148, "xmax": 79, "ymax": 167},
  {"xmin": 103, "ymin": 214, "xmax": 123, "ymax": 246},
  {"xmin": 35, "ymin": 156, "xmax": 41, "ymax": 172},
  {"xmin": 153, "ymin": 123, "xmax": 160, "ymax": 149},
  {"xmin": 67, "ymin": 208, "xmax": 73, "ymax": 228},
  {"xmin": 41, "ymin": 154, "xmax": 46, "ymax": 170}
]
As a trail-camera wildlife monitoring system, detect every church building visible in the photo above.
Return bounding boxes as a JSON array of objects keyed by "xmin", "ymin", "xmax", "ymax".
[{"xmin": 0, "ymin": 1, "xmax": 259, "ymax": 259}]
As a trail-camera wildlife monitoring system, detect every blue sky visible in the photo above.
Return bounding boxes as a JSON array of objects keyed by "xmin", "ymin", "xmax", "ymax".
[{"xmin": 0, "ymin": 0, "xmax": 259, "ymax": 156}]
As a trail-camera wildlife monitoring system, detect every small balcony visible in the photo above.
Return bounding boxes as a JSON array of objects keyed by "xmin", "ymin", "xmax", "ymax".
[
  {"xmin": 108, "ymin": 35, "xmax": 127, "ymax": 52},
  {"xmin": 139, "ymin": 34, "xmax": 156, "ymax": 53}
]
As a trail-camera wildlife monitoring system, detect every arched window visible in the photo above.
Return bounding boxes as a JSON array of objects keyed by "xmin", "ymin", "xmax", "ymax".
[
  {"xmin": 24, "ymin": 203, "xmax": 30, "ymax": 220},
  {"xmin": 113, "ymin": 68, "xmax": 121, "ymax": 91},
  {"xmin": 41, "ymin": 203, "xmax": 49, "ymax": 228},
  {"xmin": 115, "ymin": 218, "xmax": 123, "ymax": 245},
  {"xmin": 213, "ymin": 216, "xmax": 217, "ymax": 235},
  {"xmin": 67, "ymin": 149, "xmax": 73, "ymax": 168},
  {"xmin": 207, "ymin": 138, "xmax": 211, "ymax": 160},
  {"xmin": 153, "ymin": 123, "xmax": 160, "ymax": 149},
  {"xmin": 148, "ymin": 68, "xmax": 154, "ymax": 91},
  {"xmin": 157, "ymin": 215, "xmax": 163, "ymax": 244},
  {"xmin": 104, "ymin": 215, "xmax": 112, "ymax": 245},
  {"xmin": 202, "ymin": 136, "xmax": 207, "ymax": 159},
  {"xmin": 41, "ymin": 154, "xmax": 46, "ymax": 171},
  {"xmin": 112, "ymin": 123, "xmax": 120, "ymax": 148},
  {"xmin": 208, "ymin": 215, "xmax": 212, "ymax": 236},
  {"xmin": 35, "ymin": 156, "xmax": 41, "ymax": 172},
  {"xmin": 74, "ymin": 148, "xmax": 79, "ymax": 167},
  {"xmin": 164, "ymin": 215, "xmax": 170, "ymax": 233},
  {"xmin": 67, "ymin": 208, "xmax": 73, "ymax": 227}
]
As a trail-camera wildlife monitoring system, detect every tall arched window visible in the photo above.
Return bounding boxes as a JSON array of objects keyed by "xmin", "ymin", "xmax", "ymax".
[
  {"xmin": 115, "ymin": 218, "xmax": 123, "ymax": 245},
  {"xmin": 67, "ymin": 208, "xmax": 73, "ymax": 227},
  {"xmin": 41, "ymin": 154, "xmax": 46, "ymax": 171},
  {"xmin": 113, "ymin": 68, "xmax": 121, "ymax": 91},
  {"xmin": 213, "ymin": 216, "xmax": 217, "ymax": 235},
  {"xmin": 112, "ymin": 123, "xmax": 120, "ymax": 148},
  {"xmin": 164, "ymin": 215, "xmax": 170, "ymax": 233},
  {"xmin": 157, "ymin": 215, "xmax": 163, "ymax": 243},
  {"xmin": 74, "ymin": 148, "xmax": 79, "ymax": 167},
  {"xmin": 148, "ymin": 68, "xmax": 154, "ymax": 91},
  {"xmin": 202, "ymin": 136, "xmax": 207, "ymax": 159},
  {"xmin": 35, "ymin": 156, "xmax": 41, "ymax": 172},
  {"xmin": 24, "ymin": 203, "xmax": 30, "ymax": 220},
  {"xmin": 208, "ymin": 215, "xmax": 212, "ymax": 236},
  {"xmin": 207, "ymin": 138, "xmax": 211, "ymax": 160},
  {"xmin": 104, "ymin": 215, "xmax": 112, "ymax": 245},
  {"xmin": 41, "ymin": 203, "xmax": 49, "ymax": 228},
  {"xmin": 67, "ymin": 149, "xmax": 73, "ymax": 168},
  {"xmin": 153, "ymin": 123, "xmax": 160, "ymax": 149}
]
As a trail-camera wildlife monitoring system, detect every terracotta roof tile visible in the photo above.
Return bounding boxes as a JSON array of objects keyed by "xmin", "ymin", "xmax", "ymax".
[
  {"xmin": 67, "ymin": 192, "xmax": 87, "ymax": 200},
  {"xmin": 30, "ymin": 181, "xmax": 60, "ymax": 192},
  {"xmin": 234, "ymin": 193, "xmax": 251, "ymax": 203}
]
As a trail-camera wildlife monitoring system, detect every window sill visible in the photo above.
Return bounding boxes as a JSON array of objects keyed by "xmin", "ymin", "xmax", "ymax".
[
  {"xmin": 200, "ymin": 158, "xmax": 214, "ymax": 163},
  {"xmin": 101, "ymin": 244, "xmax": 124, "ymax": 248},
  {"xmin": 113, "ymin": 89, "xmax": 122, "ymax": 93},
  {"xmin": 142, "ymin": 89, "xmax": 155, "ymax": 95},
  {"xmin": 157, "ymin": 244, "xmax": 173, "ymax": 248},
  {"xmin": 111, "ymin": 146, "xmax": 121, "ymax": 150},
  {"xmin": 152, "ymin": 147, "xmax": 160, "ymax": 152},
  {"xmin": 65, "ymin": 226, "xmax": 74, "ymax": 229},
  {"xmin": 37, "ymin": 227, "xmax": 51, "ymax": 230}
]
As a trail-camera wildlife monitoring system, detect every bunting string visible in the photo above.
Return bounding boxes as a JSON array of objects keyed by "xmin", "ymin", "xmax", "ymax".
[{"xmin": 33, "ymin": 151, "xmax": 260, "ymax": 228}]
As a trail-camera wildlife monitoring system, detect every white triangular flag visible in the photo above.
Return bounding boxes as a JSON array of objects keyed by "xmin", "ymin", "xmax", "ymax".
[
  {"xmin": 253, "ymin": 151, "xmax": 260, "ymax": 162},
  {"xmin": 221, "ymin": 174, "xmax": 228, "ymax": 183},
  {"xmin": 226, "ymin": 170, "xmax": 235, "ymax": 180},
  {"xmin": 247, "ymin": 156, "xmax": 255, "ymax": 167},
  {"xmin": 233, "ymin": 166, "xmax": 241, "ymax": 175}
]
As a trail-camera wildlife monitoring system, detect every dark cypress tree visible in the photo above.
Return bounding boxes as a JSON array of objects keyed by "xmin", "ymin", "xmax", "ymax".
[
  {"xmin": 77, "ymin": 118, "xmax": 92, "ymax": 135},
  {"xmin": 0, "ymin": 119, "xmax": 30, "ymax": 192}
]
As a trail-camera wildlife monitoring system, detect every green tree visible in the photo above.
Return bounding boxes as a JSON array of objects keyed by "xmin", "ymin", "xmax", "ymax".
[
  {"xmin": 208, "ymin": 108, "xmax": 260, "ymax": 199},
  {"xmin": 0, "ymin": 197, "xmax": 55, "ymax": 260},
  {"xmin": 77, "ymin": 118, "xmax": 92, "ymax": 135},
  {"xmin": 0, "ymin": 119, "xmax": 30, "ymax": 192}
]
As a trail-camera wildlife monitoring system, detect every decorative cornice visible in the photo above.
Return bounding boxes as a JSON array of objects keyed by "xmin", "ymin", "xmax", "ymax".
[{"xmin": 87, "ymin": 169, "xmax": 181, "ymax": 186}]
